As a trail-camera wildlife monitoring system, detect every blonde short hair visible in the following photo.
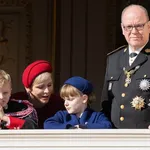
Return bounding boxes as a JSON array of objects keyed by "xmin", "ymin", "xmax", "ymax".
[
  {"xmin": 0, "ymin": 70, "xmax": 11, "ymax": 88},
  {"xmin": 32, "ymin": 72, "xmax": 52, "ymax": 86},
  {"xmin": 60, "ymin": 84, "xmax": 96, "ymax": 105}
]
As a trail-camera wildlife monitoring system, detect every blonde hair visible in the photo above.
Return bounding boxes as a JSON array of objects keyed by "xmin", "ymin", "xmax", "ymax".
[
  {"xmin": 0, "ymin": 70, "xmax": 11, "ymax": 88},
  {"xmin": 32, "ymin": 72, "xmax": 52, "ymax": 86},
  {"xmin": 60, "ymin": 84, "xmax": 96, "ymax": 105}
]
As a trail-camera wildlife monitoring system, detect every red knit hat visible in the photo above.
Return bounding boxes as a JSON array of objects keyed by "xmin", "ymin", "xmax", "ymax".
[{"xmin": 22, "ymin": 60, "xmax": 52, "ymax": 88}]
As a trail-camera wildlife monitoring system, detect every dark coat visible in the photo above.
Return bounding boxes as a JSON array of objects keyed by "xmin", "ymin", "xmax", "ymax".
[
  {"xmin": 44, "ymin": 108, "xmax": 112, "ymax": 129},
  {"xmin": 101, "ymin": 43, "xmax": 150, "ymax": 128},
  {"xmin": 2, "ymin": 99, "xmax": 38, "ymax": 129},
  {"xmin": 11, "ymin": 92, "xmax": 65, "ymax": 129}
]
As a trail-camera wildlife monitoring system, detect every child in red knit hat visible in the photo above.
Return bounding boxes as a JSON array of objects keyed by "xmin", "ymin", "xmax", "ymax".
[{"xmin": 0, "ymin": 69, "xmax": 38, "ymax": 129}]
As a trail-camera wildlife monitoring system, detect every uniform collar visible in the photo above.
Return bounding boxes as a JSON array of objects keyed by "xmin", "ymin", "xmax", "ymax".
[{"xmin": 128, "ymin": 44, "xmax": 146, "ymax": 55}]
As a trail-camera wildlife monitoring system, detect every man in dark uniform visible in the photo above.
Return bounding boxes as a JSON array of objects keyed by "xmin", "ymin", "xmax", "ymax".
[{"xmin": 101, "ymin": 4, "xmax": 150, "ymax": 128}]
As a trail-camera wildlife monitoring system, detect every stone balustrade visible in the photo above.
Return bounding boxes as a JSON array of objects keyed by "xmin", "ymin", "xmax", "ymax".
[{"xmin": 0, "ymin": 129, "xmax": 150, "ymax": 150}]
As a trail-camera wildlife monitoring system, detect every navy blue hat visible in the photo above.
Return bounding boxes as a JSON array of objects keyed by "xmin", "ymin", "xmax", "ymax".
[{"xmin": 64, "ymin": 76, "xmax": 93, "ymax": 94}]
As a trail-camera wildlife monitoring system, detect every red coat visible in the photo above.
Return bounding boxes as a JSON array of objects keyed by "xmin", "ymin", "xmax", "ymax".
[{"xmin": 11, "ymin": 92, "xmax": 65, "ymax": 128}]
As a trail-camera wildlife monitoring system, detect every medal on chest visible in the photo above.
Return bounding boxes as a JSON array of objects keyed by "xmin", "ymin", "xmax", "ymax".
[
  {"xmin": 123, "ymin": 66, "xmax": 140, "ymax": 87},
  {"xmin": 131, "ymin": 96, "xmax": 145, "ymax": 110},
  {"xmin": 124, "ymin": 71, "xmax": 131, "ymax": 87},
  {"xmin": 139, "ymin": 79, "xmax": 150, "ymax": 91}
]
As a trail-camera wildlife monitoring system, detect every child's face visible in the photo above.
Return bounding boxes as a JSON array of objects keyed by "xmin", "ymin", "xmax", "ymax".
[
  {"xmin": 64, "ymin": 94, "xmax": 87, "ymax": 117},
  {"xmin": 28, "ymin": 73, "xmax": 53, "ymax": 105},
  {"xmin": 0, "ymin": 82, "xmax": 11, "ymax": 107}
]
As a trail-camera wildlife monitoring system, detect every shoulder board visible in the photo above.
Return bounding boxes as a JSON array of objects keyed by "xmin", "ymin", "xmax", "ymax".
[
  {"xmin": 107, "ymin": 45, "xmax": 127, "ymax": 56},
  {"xmin": 145, "ymin": 48, "xmax": 150, "ymax": 53}
]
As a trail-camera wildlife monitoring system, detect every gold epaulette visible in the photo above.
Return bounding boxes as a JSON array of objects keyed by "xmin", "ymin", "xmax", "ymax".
[
  {"xmin": 107, "ymin": 45, "xmax": 127, "ymax": 56},
  {"xmin": 145, "ymin": 48, "xmax": 150, "ymax": 53}
]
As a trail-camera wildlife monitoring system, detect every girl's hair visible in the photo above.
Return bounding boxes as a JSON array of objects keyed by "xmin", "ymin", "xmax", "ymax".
[
  {"xmin": 60, "ymin": 84, "xmax": 96, "ymax": 105},
  {"xmin": 0, "ymin": 70, "xmax": 11, "ymax": 88}
]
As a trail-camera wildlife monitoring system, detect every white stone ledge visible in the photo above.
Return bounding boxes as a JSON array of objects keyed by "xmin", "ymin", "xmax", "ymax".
[{"xmin": 0, "ymin": 129, "xmax": 150, "ymax": 150}]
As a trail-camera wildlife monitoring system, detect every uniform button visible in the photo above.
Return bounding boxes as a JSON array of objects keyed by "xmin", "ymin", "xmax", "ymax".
[
  {"xmin": 120, "ymin": 117, "xmax": 124, "ymax": 121},
  {"xmin": 124, "ymin": 83, "xmax": 128, "ymax": 87},
  {"xmin": 121, "ymin": 93, "xmax": 126, "ymax": 97},
  {"xmin": 120, "ymin": 105, "xmax": 124, "ymax": 109}
]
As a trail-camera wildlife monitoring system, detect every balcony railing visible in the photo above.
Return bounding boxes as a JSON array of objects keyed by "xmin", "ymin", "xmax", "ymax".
[{"xmin": 0, "ymin": 129, "xmax": 150, "ymax": 150}]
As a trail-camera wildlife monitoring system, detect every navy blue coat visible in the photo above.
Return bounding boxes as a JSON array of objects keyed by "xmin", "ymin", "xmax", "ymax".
[{"xmin": 44, "ymin": 108, "xmax": 112, "ymax": 129}]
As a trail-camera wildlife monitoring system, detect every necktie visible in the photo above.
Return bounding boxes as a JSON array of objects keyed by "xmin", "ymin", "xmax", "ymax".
[{"xmin": 129, "ymin": 53, "xmax": 137, "ymax": 58}]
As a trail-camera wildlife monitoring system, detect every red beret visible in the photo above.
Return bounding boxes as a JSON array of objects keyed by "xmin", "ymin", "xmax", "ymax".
[{"xmin": 22, "ymin": 60, "xmax": 52, "ymax": 88}]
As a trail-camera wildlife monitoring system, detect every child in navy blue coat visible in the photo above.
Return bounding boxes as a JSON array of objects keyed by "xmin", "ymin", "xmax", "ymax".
[{"xmin": 44, "ymin": 76, "xmax": 112, "ymax": 129}]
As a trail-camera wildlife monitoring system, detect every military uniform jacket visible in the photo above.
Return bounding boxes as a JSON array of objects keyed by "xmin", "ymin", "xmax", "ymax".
[
  {"xmin": 2, "ymin": 99, "xmax": 38, "ymax": 129},
  {"xmin": 101, "ymin": 42, "xmax": 150, "ymax": 128}
]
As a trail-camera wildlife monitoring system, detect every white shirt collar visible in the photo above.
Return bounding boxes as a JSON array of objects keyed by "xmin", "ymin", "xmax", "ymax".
[
  {"xmin": 128, "ymin": 44, "xmax": 147, "ymax": 66},
  {"xmin": 128, "ymin": 45, "xmax": 145, "ymax": 55}
]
